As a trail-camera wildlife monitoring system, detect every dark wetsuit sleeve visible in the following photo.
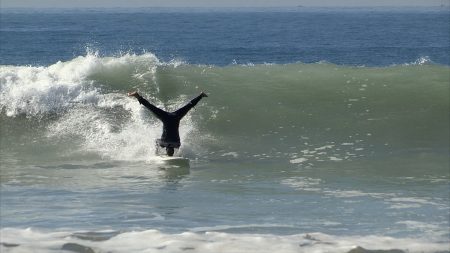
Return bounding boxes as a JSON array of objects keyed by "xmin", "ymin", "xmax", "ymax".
[
  {"xmin": 136, "ymin": 95, "xmax": 166, "ymax": 120},
  {"xmin": 174, "ymin": 94, "xmax": 204, "ymax": 118}
]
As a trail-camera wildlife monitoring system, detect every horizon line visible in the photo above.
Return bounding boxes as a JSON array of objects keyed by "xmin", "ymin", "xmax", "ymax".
[{"xmin": 1, "ymin": 5, "xmax": 449, "ymax": 9}]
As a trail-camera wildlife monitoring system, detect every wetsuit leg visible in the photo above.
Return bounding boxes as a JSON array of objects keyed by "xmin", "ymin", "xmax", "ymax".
[
  {"xmin": 137, "ymin": 95, "xmax": 168, "ymax": 120},
  {"xmin": 174, "ymin": 94, "xmax": 205, "ymax": 118}
]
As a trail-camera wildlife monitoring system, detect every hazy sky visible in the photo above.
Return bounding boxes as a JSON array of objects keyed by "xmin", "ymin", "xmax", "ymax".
[{"xmin": 1, "ymin": 0, "xmax": 448, "ymax": 8}]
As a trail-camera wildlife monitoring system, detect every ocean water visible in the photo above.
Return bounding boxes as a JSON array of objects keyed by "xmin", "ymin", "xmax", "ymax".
[{"xmin": 1, "ymin": 7, "xmax": 449, "ymax": 253}]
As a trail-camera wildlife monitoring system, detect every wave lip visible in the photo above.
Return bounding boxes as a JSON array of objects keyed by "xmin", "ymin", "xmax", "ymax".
[{"xmin": 0, "ymin": 52, "xmax": 160, "ymax": 117}]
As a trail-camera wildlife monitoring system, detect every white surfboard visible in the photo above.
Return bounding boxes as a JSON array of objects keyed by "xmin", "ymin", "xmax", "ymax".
[{"xmin": 150, "ymin": 156, "xmax": 190, "ymax": 168}]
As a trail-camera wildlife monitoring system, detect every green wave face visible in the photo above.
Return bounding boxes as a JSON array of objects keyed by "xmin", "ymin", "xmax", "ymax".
[{"xmin": 1, "ymin": 54, "xmax": 449, "ymax": 164}]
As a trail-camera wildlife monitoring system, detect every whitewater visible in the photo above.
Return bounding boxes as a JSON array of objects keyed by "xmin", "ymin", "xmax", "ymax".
[{"xmin": 1, "ymin": 52, "xmax": 449, "ymax": 253}]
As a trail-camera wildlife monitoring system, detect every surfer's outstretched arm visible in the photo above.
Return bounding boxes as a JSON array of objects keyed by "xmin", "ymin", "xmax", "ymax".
[
  {"xmin": 128, "ymin": 92, "xmax": 167, "ymax": 120},
  {"xmin": 174, "ymin": 92, "xmax": 208, "ymax": 118}
]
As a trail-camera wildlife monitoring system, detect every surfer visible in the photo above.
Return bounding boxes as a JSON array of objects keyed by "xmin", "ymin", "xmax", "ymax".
[{"xmin": 127, "ymin": 91, "xmax": 208, "ymax": 156}]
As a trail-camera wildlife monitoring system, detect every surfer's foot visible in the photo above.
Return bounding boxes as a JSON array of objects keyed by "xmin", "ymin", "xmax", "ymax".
[
  {"xmin": 127, "ymin": 91, "xmax": 139, "ymax": 97},
  {"xmin": 200, "ymin": 92, "xmax": 208, "ymax": 98}
]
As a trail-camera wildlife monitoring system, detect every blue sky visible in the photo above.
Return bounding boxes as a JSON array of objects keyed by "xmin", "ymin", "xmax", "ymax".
[{"xmin": 1, "ymin": 0, "xmax": 448, "ymax": 8}]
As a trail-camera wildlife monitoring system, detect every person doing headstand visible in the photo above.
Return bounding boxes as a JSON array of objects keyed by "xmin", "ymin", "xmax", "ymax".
[{"xmin": 127, "ymin": 91, "xmax": 208, "ymax": 156}]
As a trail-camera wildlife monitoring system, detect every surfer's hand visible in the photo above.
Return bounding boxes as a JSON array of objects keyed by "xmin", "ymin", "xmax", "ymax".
[
  {"xmin": 127, "ymin": 91, "xmax": 139, "ymax": 98},
  {"xmin": 200, "ymin": 92, "xmax": 208, "ymax": 98}
]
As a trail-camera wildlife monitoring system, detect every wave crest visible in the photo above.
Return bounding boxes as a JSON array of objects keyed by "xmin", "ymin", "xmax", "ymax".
[{"xmin": 0, "ymin": 52, "xmax": 160, "ymax": 117}]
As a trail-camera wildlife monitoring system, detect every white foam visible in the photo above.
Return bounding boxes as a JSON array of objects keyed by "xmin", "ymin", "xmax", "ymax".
[
  {"xmin": 289, "ymin": 157, "xmax": 308, "ymax": 164},
  {"xmin": 189, "ymin": 224, "xmax": 296, "ymax": 233},
  {"xmin": 315, "ymin": 145, "xmax": 335, "ymax": 151},
  {"xmin": 221, "ymin": 152, "xmax": 239, "ymax": 158},
  {"xmin": 396, "ymin": 221, "xmax": 448, "ymax": 239},
  {"xmin": 323, "ymin": 190, "xmax": 395, "ymax": 199},
  {"xmin": 388, "ymin": 197, "xmax": 438, "ymax": 206},
  {"xmin": 281, "ymin": 177, "xmax": 322, "ymax": 192},
  {"xmin": 1, "ymin": 228, "xmax": 448, "ymax": 253},
  {"xmin": 328, "ymin": 156, "xmax": 343, "ymax": 161},
  {"xmin": 396, "ymin": 221, "xmax": 441, "ymax": 231},
  {"xmin": 0, "ymin": 52, "xmax": 160, "ymax": 117},
  {"xmin": 48, "ymin": 105, "xmax": 161, "ymax": 161},
  {"xmin": 389, "ymin": 203, "xmax": 422, "ymax": 209}
]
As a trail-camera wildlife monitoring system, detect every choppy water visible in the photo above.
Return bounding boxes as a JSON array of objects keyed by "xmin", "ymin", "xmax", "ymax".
[{"xmin": 1, "ymin": 7, "xmax": 449, "ymax": 253}]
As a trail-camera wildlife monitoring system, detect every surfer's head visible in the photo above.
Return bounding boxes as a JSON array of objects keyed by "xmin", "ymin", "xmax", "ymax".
[{"xmin": 166, "ymin": 147, "xmax": 175, "ymax": 156}]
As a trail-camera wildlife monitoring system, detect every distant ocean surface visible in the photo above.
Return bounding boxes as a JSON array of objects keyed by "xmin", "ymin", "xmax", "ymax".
[{"xmin": 1, "ymin": 7, "xmax": 449, "ymax": 253}]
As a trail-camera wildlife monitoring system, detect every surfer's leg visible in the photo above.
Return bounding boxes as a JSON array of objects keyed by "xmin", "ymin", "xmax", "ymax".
[
  {"xmin": 136, "ymin": 95, "xmax": 168, "ymax": 120},
  {"xmin": 174, "ymin": 93, "xmax": 206, "ymax": 118}
]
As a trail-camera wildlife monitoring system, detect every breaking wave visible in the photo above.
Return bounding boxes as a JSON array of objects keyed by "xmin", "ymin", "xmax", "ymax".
[{"xmin": 1, "ymin": 52, "xmax": 448, "ymax": 162}]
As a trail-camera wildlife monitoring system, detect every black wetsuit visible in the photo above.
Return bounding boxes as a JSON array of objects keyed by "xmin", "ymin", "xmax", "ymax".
[{"xmin": 136, "ymin": 93, "xmax": 205, "ymax": 148}]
